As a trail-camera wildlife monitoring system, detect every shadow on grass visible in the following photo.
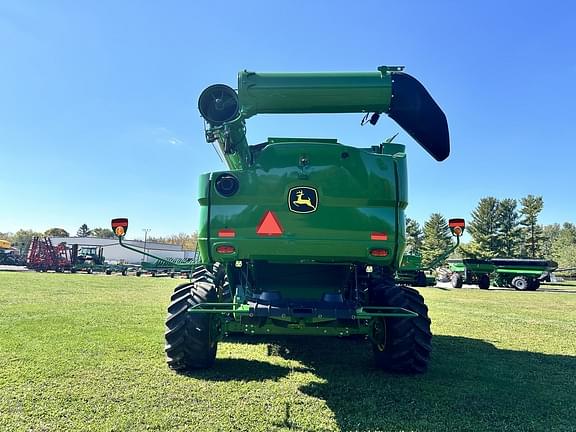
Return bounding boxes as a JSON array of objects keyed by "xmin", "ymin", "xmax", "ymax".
[
  {"xmin": 257, "ymin": 335, "xmax": 575, "ymax": 431},
  {"xmin": 180, "ymin": 358, "xmax": 296, "ymax": 382}
]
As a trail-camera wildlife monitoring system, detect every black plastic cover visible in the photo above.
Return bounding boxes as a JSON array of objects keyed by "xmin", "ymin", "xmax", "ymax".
[{"xmin": 388, "ymin": 72, "xmax": 450, "ymax": 161}]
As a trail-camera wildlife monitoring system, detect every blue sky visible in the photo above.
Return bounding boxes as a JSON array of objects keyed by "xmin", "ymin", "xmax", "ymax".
[{"xmin": 1, "ymin": 1, "xmax": 574, "ymax": 238}]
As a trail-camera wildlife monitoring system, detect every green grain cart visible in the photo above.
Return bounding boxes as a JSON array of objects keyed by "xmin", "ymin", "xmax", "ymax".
[
  {"xmin": 446, "ymin": 259, "xmax": 496, "ymax": 289},
  {"xmin": 114, "ymin": 66, "xmax": 458, "ymax": 373},
  {"xmin": 491, "ymin": 258, "xmax": 558, "ymax": 291}
]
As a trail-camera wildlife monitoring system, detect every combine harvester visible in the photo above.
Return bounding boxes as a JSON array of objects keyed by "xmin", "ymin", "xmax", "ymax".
[{"xmin": 114, "ymin": 65, "xmax": 460, "ymax": 373}]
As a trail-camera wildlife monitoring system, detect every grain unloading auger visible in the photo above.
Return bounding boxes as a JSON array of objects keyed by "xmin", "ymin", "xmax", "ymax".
[{"xmin": 113, "ymin": 66, "xmax": 461, "ymax": 373}]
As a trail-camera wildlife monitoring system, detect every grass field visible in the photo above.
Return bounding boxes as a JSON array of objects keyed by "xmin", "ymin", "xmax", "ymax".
[{"xmin": 0, "ymin": 272, "xmax": 575, "ymax": 432}]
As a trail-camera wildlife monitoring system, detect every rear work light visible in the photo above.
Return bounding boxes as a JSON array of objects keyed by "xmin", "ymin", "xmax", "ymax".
[
  {"xmin": 370, "ymin": 248, "xmax": 389, "ymax": 257},
  {"xmin": 216, "ymin": 245, "xmax": 236, "ymax": 254}
]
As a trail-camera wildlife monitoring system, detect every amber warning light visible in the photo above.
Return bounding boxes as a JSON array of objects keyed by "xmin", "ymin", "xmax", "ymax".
[
  {"xmin": 448, "ymin": 218, "xmax": 465, "ymax": 237},
  {"xmin": 111, "ymin": 218, "xmax": 129, "ymax": 237}
]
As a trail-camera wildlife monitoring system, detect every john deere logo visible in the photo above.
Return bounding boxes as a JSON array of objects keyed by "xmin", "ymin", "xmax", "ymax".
[{"xmin": 288, "ymin": 187, "xmax": 318, "ymax": 214}]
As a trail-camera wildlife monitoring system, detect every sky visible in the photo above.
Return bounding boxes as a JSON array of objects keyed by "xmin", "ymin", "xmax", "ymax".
[{"xmin": 0, "ymin": 1, "xmax": 575, "ymax": 238}]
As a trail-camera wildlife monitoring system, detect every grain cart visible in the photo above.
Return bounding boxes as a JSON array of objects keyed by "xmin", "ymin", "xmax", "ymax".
[
  {"xmin": 114, "ymin": 66, "xmax": 456, "ymax": 373},
  {"xmin": 491, "ymin": 258, "xmax": 558, "ymax": 291},
  {"xmin": 446, "ymin": 258, "xmax": 496, "ymax": 289}
]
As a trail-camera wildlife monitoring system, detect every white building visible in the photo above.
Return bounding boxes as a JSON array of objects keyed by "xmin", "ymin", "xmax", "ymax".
[{"xmin": 49, "ymin": 237, "xmax": 196, "ymax": 264}]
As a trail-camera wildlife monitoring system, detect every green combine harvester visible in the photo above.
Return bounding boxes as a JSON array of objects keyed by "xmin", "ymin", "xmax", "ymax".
[{"xmin": 113, "ymin": 65, "xmax": 459, "ymax": 373}]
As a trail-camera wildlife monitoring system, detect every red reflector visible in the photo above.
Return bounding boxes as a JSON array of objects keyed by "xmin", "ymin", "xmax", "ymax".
[
  {"xmin": 218, "ymin": 229, "xmax": 236, "ymax": 238},
  {"xmin": 370, "ymin": 248, "xmax": 389, "ymax": 257},
  {"xmin": 371, "ymin": 232, "xmax": 388, "ymax": 241},
  {"xmin": 256, "ymin": 211, "xmax": 283, "ymax": 236},
  {"xmin": 216, "ymin": 245, "xmax": 236, "ymax": 254}
]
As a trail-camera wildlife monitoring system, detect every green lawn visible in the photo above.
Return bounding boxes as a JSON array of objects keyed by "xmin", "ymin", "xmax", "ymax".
[{"xmin": 0, "ymin": 272, "xmax": 575, "ymax": 432}]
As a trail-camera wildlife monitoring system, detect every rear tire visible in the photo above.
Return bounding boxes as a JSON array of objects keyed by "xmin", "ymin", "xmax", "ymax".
[
  {"xmin": 451, "ymin": 273, "xmax": 463, "ymax": 288},
  {"xmin": 512, "ymin": 276, "xmax": 530, "ymax": 291},
  {"xmin": 415, "ymin": 271, "xmax": 427, "ymax": 287},
  {"xmin": 528, "ymin": 278, "xmax": 540, "ymax": 291},
  {"xmin": 478, "ymin": 274, "xmax": 490, "ymax": 290},
  {"xmin": 165, "ymin": 266, "xmax": 219, "ymax": 371},
  {"xmin": 370, "ymin": 279, "xmax": 432, "ymax": 373}
]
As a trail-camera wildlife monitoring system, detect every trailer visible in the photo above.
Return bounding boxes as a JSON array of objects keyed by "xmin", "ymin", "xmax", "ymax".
[
  {"xmin": 136, "ymin": 257, "xmax": 198, "ymax": 278},
  {"xmin": 446, "ymin": 258, "xmax": 496, "ymax": 289},
  {"xmin": 491, "ymin": 258, "xmax": 558, "ymax": 291}
]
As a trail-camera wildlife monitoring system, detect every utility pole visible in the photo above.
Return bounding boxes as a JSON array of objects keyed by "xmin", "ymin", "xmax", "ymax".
[{"xmin": 142, "ymin": 228, "xmax": 151, "ymax": 262}]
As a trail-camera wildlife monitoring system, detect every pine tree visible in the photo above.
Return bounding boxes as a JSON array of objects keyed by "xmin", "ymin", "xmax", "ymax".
[
  {"xmin": 519, "ymin": 195, "xmax": 544, "ymax": 258},
  {"xmin": 496, "ymin": 198, "xmax": 521, "ymax": 257},
  {"xmin": 421, "ymin": 213, "xmax": 453, "ymax": 267},
  {"xmin": 405, "ymin": 217, "xmax": 423, "ymax": 254},
  {"xmin": 467, "ymin": 197, "xmax": 501, "ymax": 259},
  {"xmin": 77, "ymin": 224, "xmax": 91, "ymax": 237}
]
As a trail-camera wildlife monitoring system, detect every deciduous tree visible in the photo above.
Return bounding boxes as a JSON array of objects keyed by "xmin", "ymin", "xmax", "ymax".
[
  {"xmin": 44, "ymin": 228, "xmax": 70, "ymax": 237},
  {"xmin": 91, "ymin": 228, "xmax": 115, "ymax": 239}
]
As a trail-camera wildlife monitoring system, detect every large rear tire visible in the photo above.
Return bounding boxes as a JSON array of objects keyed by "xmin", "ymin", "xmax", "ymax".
[
  {"xmin": 528, "ymin": 278, "xmax": 540, "ymax": 291},
  {"xmin": 415, "ymin": 271, "xmax": 427, "ymax": 287},
  {"xmin": 164, "ymin": 266, "xmax": 219, "ymax": 371},
  {"xmin": 370, "ymin": 280, "xmax": 432, "ymax": 373},
  {"xmin": 478, "ymin": 274, "xmax": 490, "ymax": 290}
]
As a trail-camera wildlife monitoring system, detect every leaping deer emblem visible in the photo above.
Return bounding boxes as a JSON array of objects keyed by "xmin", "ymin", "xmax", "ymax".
[{"xmin": 293, "ymin": 190, "xmax": 316, "ymax": 210}]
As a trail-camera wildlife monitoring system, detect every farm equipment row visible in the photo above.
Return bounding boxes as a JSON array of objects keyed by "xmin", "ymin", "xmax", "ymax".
[{"xmin": 447, "ymin": 258, "xmax": 558, "ymax": 291}]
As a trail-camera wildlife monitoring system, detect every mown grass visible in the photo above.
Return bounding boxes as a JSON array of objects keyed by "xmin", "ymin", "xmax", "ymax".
[{"xmin": 0, "ymin": 272, "xmax": 575, "ymax": 432}]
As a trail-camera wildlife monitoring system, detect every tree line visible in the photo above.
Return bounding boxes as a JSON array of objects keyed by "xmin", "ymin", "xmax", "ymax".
[
  {"xmin": 0, "ymin": 224, "xmax": 198, "ymax": 254},
  {"xmin": 406, "ymin": 194, "xmax": 576, "ymax": 270}
]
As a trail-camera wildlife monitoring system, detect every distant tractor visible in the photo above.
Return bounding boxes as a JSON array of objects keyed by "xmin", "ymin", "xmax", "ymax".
[
  {"xmin": 0, "ymin": 240, "xmax": 25, "ymax": 266},
  {"xmin": 114, "ymin": 65, "xmax": 458, "ymax": 373}
]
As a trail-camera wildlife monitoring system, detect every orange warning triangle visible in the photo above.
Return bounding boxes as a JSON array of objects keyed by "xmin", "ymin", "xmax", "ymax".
[{"xmin": 256, "ymin": 211, "xmax": 283, "ymax": 236}]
